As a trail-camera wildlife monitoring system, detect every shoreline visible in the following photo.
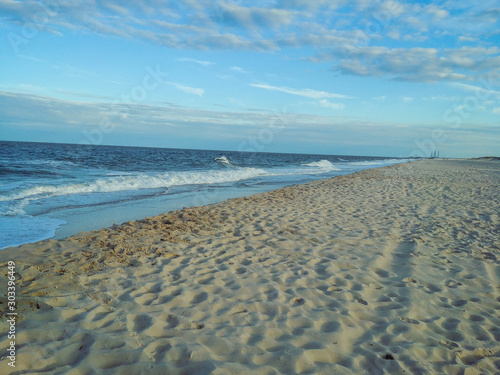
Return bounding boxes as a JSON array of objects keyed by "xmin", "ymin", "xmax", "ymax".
[
  {"xmin": 1, "ymin": 159, "xmax": 499, "ymax": 374},
  {"xmin": 2, "ymin": 157, "xmax": 412, "ymax": 249}
]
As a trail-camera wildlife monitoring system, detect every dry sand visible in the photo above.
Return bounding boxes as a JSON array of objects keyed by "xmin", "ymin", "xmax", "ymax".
[{"xmin": 1, "ymin": 159, "xmax": 499, "ymax": 374}]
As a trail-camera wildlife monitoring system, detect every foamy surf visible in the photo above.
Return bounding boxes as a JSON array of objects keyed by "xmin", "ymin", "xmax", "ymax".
[
  {"xmin": 302, "ymin": 159, "xmax": 340, "ymax": 170},
  {"xmin": 348, "ymin": 158, "xmax": 410, "ymax": 166},
  {"xmin": 0, "ymin": 168, "xmax": 271, "ymax": 203},
  {"xmin": 215, "ymin": 156, "xmax": 231, "ymax": 166}
]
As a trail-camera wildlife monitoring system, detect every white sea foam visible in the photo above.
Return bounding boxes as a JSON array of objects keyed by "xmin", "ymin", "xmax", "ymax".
[
  {"xmin": 3, "ymin": 198, "xmax": 30, "ymax": 216},
  {"xmin": 105, "ymin": 171, "xmax": 134, "ymax": 176},
  {"xmin": 0, "ymin": 168, "xmax": 270, "ymax": 202},
  {"xmin": 215, "ymin": 156, "xmax": 231, "ymax": 165},
  {"xmin": 301, "ymin": 160, "xmax": 340, "ymax": 170},
  {"xmin": 349, "ymin": 158, "xmax": 411, "ymax": 166}
]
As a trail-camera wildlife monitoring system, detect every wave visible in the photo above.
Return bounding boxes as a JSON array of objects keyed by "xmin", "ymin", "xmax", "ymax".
[
  {"xmin": 0, "ymin": 167, "xmax": 269, "ymax": 203},
  {"xmin": 301, "ymin": 160, "xmax": 340, "ymax": 170},
  {"xmin": 348, "ymin": 158, "xmax": 411, "ymax": 166},
  {"xmin": 215, "ymin": 156, "xmax": 231, "ymax": 165}
]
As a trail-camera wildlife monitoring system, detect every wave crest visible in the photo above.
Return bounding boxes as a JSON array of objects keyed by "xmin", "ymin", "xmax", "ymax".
[
  {"xmin": 301, "ymin": 160, "xmax": 339, "ymax": 170},
  {"xmin": 0, "ymin": 168, "xmax": 268, "ymax": 202}
]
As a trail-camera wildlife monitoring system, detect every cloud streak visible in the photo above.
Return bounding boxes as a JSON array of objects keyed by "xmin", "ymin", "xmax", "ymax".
[
  {"xmin": 250, "ymin": 84, "xmax": 352, "ymax": 99},
  {"xmin": 166, "ymin": 82, "xmax": 205, "ymax": 96},
  {"xmin": 177, "ymin": 58, "xmax": 215, "ymax": 66},
  {"xmin": 319, "ymin": 100, "xmax": 345, "ymax": 110}
]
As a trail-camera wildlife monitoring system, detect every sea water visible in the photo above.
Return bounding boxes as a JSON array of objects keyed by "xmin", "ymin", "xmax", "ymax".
[{"xmin": 0, "ymin": 141, "xmax": 412, "ymax": 249}]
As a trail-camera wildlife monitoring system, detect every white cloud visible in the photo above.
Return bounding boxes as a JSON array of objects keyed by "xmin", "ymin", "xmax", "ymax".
[
  {"xmin": 177, "ymin": 58, "xmax": 215, "ymax": 66},
  {"xmin": 166, "ymin": 82, "xmax": 204, "ymax": 96},
  {"xmin": 319, "ymin": 100, "xmax": 345, "ymax": 110},
  {"xmin": 387, "ymin": 29, "xmax": 401, "ymax": 40},
  {"xmin": 402, "ymin": 96, "xmax": 414, "ymax": 103},
  {"xmin": 402, "ymin": 34, "xmax": 429, "ymax": 42},
  {"xmin": 493, "ymin": 107, "xmax": 500, "ymax": 114},
  {"xmin": 451, "ymin": 82, "xmax": 500, "ymax": 98},
  {"xmin": 458, "ymin": 36, "xmax": 479, "ymax": 42},
  {"xmin": 250, "ymin": 83, "xmax": 352, "ymax": 99},
  {"xmin": 230, "ymin": 66, "xmax": 250, "ymax": 73},
  {"xmin": 384, "ymin": 0, "xmax": 406, "ymax": 15},
  {"xmin": 424, "ymin": 4, "xmax": 449, "ymax": 19},
  {"xmin": 330, "ymin": 46, "xmax": 499, "ymax": 82},
  {"xmin": 218, "ymin": 3, "xmax": 295, "ymax": 29},
  {"xmin": 422, "ymin": 96, "xmax": 458, "ymax": 101}
]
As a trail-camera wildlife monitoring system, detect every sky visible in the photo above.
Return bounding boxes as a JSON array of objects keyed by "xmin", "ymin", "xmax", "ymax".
[{"xmin": 0, "ymin": 0, "xmax": 499, "ymax": 158}]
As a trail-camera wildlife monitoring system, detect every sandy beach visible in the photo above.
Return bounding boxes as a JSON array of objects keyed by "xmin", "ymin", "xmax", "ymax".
[{"xmin": 1, "ymin": 159, "xmax": 499, "ymax": 374}]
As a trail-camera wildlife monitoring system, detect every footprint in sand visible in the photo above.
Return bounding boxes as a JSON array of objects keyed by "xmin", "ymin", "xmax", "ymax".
[
  {"xmin": 318, "ymin": 320, "xmax": 341, "ymax": 333},
  {"xmin": 126, "ymin": 313, "xmax": 153, "ymax": 333},
  {"xmin": 190, "ymin": 291, "xmax": 208, "ymax": 305},
  {"xmin": 143, "ymin": 340, "xmax": 172, "ymax": 362}
]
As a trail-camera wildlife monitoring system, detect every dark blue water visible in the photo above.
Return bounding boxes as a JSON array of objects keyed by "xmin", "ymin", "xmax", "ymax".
[{"xmin": 0, "ymin": 141, "xmax": 411, "ymax": 249}]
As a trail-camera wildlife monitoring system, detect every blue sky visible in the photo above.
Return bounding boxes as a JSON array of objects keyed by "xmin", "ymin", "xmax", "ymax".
[{"xmin": 0, "ymin": 0, "xmax": 499, "ymax": 157}]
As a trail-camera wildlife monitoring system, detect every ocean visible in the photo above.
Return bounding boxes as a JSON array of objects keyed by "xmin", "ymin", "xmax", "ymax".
[{"xmin": 0, "ymin": 141, "xmax": 412, "ymax": 249}]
